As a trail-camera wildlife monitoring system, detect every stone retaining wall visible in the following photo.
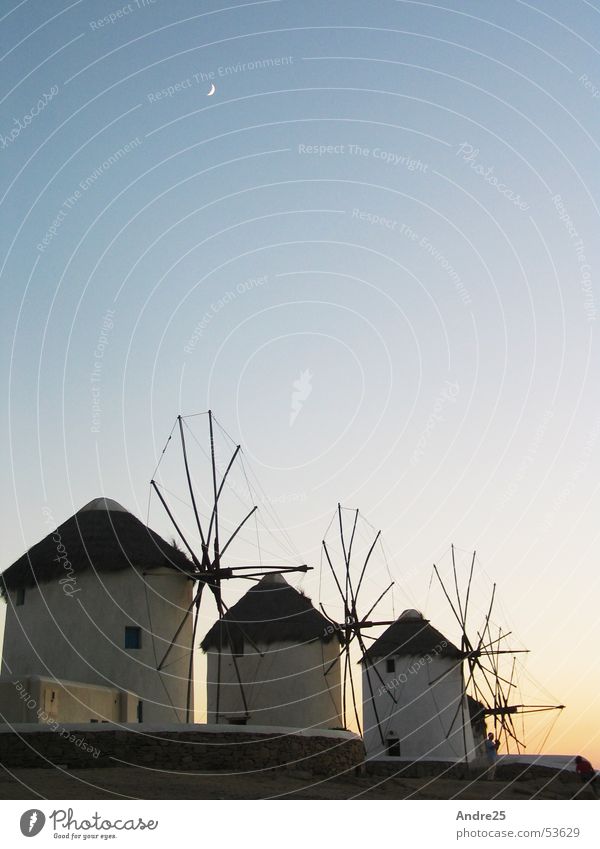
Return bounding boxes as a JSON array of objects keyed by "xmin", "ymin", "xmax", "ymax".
[
  {"xmin": 0, "ymin": 726, "xmax": 364, "ymax": 776},
  {"xmin": 365, "ymin": 759, "xmax": 580, "ymax": 784},
  {"xmin": 366, "ymin": 759, "xmax": 472, "ymax": 779},
  {"xmin": 496, "ymin": 762, "xmax": 579, "ymax": 784}
]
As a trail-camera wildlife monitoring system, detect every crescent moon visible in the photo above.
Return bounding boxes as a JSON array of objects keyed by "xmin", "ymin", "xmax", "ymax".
[{"xmin": 207, "ymin": 83, "xmax": 216, "ymax": 96}]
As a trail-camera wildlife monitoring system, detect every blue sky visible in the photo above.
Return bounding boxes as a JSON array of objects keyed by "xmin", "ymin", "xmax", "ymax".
[{"xmin": 1, "ymin": 0, "xmax": 599, "ymax": 756}]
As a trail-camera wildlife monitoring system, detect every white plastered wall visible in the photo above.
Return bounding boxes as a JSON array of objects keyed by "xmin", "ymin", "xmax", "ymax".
[
  {"xmin": 1, "ymin": 566, "xmax": 193, "ymax": 723},
  {"xmin": 206, "ymin": 638, "xmax": 342, "ymax": 730},
  {"xmin": 362, "ymin": 654, "xmax": 477, "ymax": 762}
]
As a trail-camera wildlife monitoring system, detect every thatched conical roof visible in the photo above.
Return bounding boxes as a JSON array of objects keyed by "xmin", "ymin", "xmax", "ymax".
[
  {"xmin": 467, "ymin": 694, "xmax": 487, "ymax": 725},
  {"xmin": 201, "ymin": 573, "xmax": 340, "ymax": 651},
  {"xmin": 361, "ymin": 609, "xmax": 461, "ymax": 661},
  {"xmin": 0, "ymin": 497, "xmax": 192, "ymax": 597}
]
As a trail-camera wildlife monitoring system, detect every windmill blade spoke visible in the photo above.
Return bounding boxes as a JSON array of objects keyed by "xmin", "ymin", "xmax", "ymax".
[
  {"xmin": 476, "ymin": 626, "xmax": 502, "ymax": 696},
  {"xmin": 215, "ymin": 445, "xmax": 241, "ymax": 504},
  {"xmin": 318, "ymin": 602, "xmax": 339, "ymax": 627},
  {"xmin": 505, "ymin": 710, "xmax": 524, "ymax": 750},
  {"xmin": 338, "ymin": 503, "xmax": 348, "ymax": 568},
  {"xmin": 464, "ymin": 596, "xmax": 503, "ymax": 710},
  {"xmin": 360, "ymin": 582, "xmax": 394, "ymax": 624},
  {"xmin": 208, "ymin": 585, "xmax": 252, "ymax": 723},
  {"xmin": 477, "ymin": 583, "xmax": 497, "ymax": 653},
  {"xmin": 217, "ymin": 568, "xmax": 307, "ymax": 580},
  {"xmin": 150, "ymin": 480, "xmax": 201, "ymax": 569},
  {"xmin": 463, "ymin": 549, "xmax": 476, "ymax": 629},
  {"xmin": 158, "ymin": 588, "xmax": 200, "ymax": 670},
  {"xmin": 219, "ymin": 506, "xmax": 258, "ymax": 558},
  {"xmin": 178, "ymin": 416, "xmax": 207, "ymax": 548},
  {"xmin": 347, "ymin": 652, "xmax": 362, "ymax": 735},
  {"xmin": 451, "ymin": 544, "xmax": 465, "ymax": 627},
  {"xmin": 444, "ymin": 661, "xmax": 477, "ymax": 740},
  {"xmin": 346, "ymin": 509, "xmax": 359, "ymax": 570},
  {"xmin": 477, "ymin": 662, "xmax": 516, "ymax": 688},
  {"xmin": 355, "ymin": 530, "xmax": 381, "ymax": 598},
  {"xmin": 433, "ymin": 564, "xmax": 465, "ymax": 634},
  {"xmin": 223, "ymin": 618, "xmax": 250, "ymax": 718},
  {"xmin": 322, "ymin": 541, "xmax": 348, "ymax": 609},
  {"xmin": 473, "ymin": 657, "xmax": 508, "ymax": 714},
  {"xmin": 205, "ymin": 442, "xmax": 242, "ymax": 547},
  {"xmin": 505, "ymin": 705, "xmax": 566, "ymax": 715},
  {"xmin": 493, "ymin": 629, "xmax": 502, "ymax": 723},
  {"xmin": 345, "ymin": 557, "xmax": 359, "ymax": 620},
  {"xmin": 339, "ymin": 508, "xmax": 360, "ymax": 617},
  {"xmin": 500, "ymin": 712, "xmax": 525, "ymax": 750},
  {"xmin": 470, "ymin": 678, "xmax": 494, "ymax": 714},
  {"xmin": 212, "ymin": 590, "xmax": 224, "ymax": 722},
  {"xmin": 208, "ymin": 410, "xmax": 220, "ymax": 558},
  {"xmin": 335, "ymin": 509, "xmax": 360, "ymax": 624},
  {"xmin": 342, "ymin": 647, "xmax": 349, "ymax": 728},
  {"xmin": 218, "ymin": 596, "xmax": 264, "ymax": 657},
  {"xmin": 362, "ymin": 654, "xmax": 387, "ymax": 746},
  {"xmin": 477, "ymin": 630, "xmax": 513, "ymax": 655},
  {"xmin": 186, "ymin": 585, "xmax": 204, "ymax": 721},
  {"xmin": 358, "ymin": 620, "xmax": 398, "ymax": 628},
  {"xmin": 507, "ymin": 655, "xmax": 518, "ymax": 697},
  {"xmin": 356, "ymin": 631, "xmax": 397, "ymax": 705},
  {"xmin": 324, "ymin": 653, "xmax": 341, "ymax": 676},
  {"xmin": 428, "ymin": 658, "xmax": 463, "ymax": 687}
]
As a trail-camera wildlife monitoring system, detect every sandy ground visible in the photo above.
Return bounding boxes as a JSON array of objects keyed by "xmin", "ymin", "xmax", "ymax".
[{"xmin": 0, "ymin": 766, "xmax": 593, "ymax": 800}]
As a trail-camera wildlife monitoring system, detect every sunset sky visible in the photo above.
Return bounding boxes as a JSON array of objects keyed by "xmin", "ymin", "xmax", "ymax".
[{"xmin": 1, "ymin": 0, "xmax": 599, "ymax": 764}]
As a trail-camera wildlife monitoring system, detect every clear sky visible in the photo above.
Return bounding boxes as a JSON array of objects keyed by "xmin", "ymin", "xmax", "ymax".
[{"xmin": 1, "ymin": 0, "xmax": 599, "ymax": 763}]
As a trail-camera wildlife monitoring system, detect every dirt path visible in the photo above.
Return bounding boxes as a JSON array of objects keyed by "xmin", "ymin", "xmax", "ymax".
[{"xmin": 0, "ymin": 767, "xmax": 590, "ymax": 800}]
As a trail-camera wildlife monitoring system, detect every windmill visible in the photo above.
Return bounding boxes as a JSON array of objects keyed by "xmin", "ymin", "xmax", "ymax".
[
  {"xmin": 318, "ymin": 504, "xmax": 398, "ymax": 745},
  {"xmin": 431, "ymin": 545, "xmax": 565, "ymax": 756},
  {"xmin": 148, "ymin": 410, "xmax": 310, "ymax": 722}
]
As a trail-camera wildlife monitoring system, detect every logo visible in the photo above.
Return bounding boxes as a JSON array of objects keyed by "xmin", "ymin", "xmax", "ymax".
[
  {"xmin": 20, "ymin": 810, "xmax": 46, "ymax": 837},
  {"xmin": 289, "ymin": 368, "xmax": 313, "ymax": 426}
]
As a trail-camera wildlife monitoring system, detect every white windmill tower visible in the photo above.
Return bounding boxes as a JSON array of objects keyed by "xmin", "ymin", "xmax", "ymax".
[
  {"xmin": 201, "ymin": 572, "xmax": 343, "ymax": 729},
  {"xmin": 0, "ymin": 497, "xmax": 194, "ymax": 724},
  {"xmin": 360, "ymin": 608, "xmax": 477, "ymax": 762}
]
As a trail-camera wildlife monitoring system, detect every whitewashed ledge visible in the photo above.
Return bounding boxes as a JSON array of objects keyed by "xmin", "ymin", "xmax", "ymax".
[{"xmin": 0, "ymin": 722, "xmax": 359, "ymax": 740}]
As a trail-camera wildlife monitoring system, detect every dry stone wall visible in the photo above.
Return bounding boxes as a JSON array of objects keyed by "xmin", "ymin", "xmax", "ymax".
[{"xmin": 0, "ymin": 727, "xmax": 364, "ymax": 776}]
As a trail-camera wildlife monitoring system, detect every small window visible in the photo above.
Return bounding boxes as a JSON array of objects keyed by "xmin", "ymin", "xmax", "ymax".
[
  {"xmin": 228, "ymin": 717, "xmax": 247, "ymax": 725},
  {"xmin": 90, "ymin": 718, "xmax": 98, "ymax": 723},
  {"xmin": 16, "ymin": 587, "xmax": 25, "ymax": 606},
  {"xmin": 125, "ymin": 626, "xmax": 142, "ymax": 649},
  {"xmin": 386, "ymin": 658, "xmax": 395, "ymax": 674},
  {"xmin": 386, "ymin": 736, "xmax": 401, "ymax": 757},
  {"xmin": 137, "ymin": 700, "xmax": 143, "ymax": 723}
]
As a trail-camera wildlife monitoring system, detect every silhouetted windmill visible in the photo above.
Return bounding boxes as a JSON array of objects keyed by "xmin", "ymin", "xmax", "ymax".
[
  {"xmin": 149, "ymin": 411, "xmax": 310, "ymax": 722},
  {"xmin": 431, "ymin": 545, "xmax": 564, "ymax": 755},
  {"xmin": 318, "ymin": 504, "xmax": 397, "ymax": 745}
]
